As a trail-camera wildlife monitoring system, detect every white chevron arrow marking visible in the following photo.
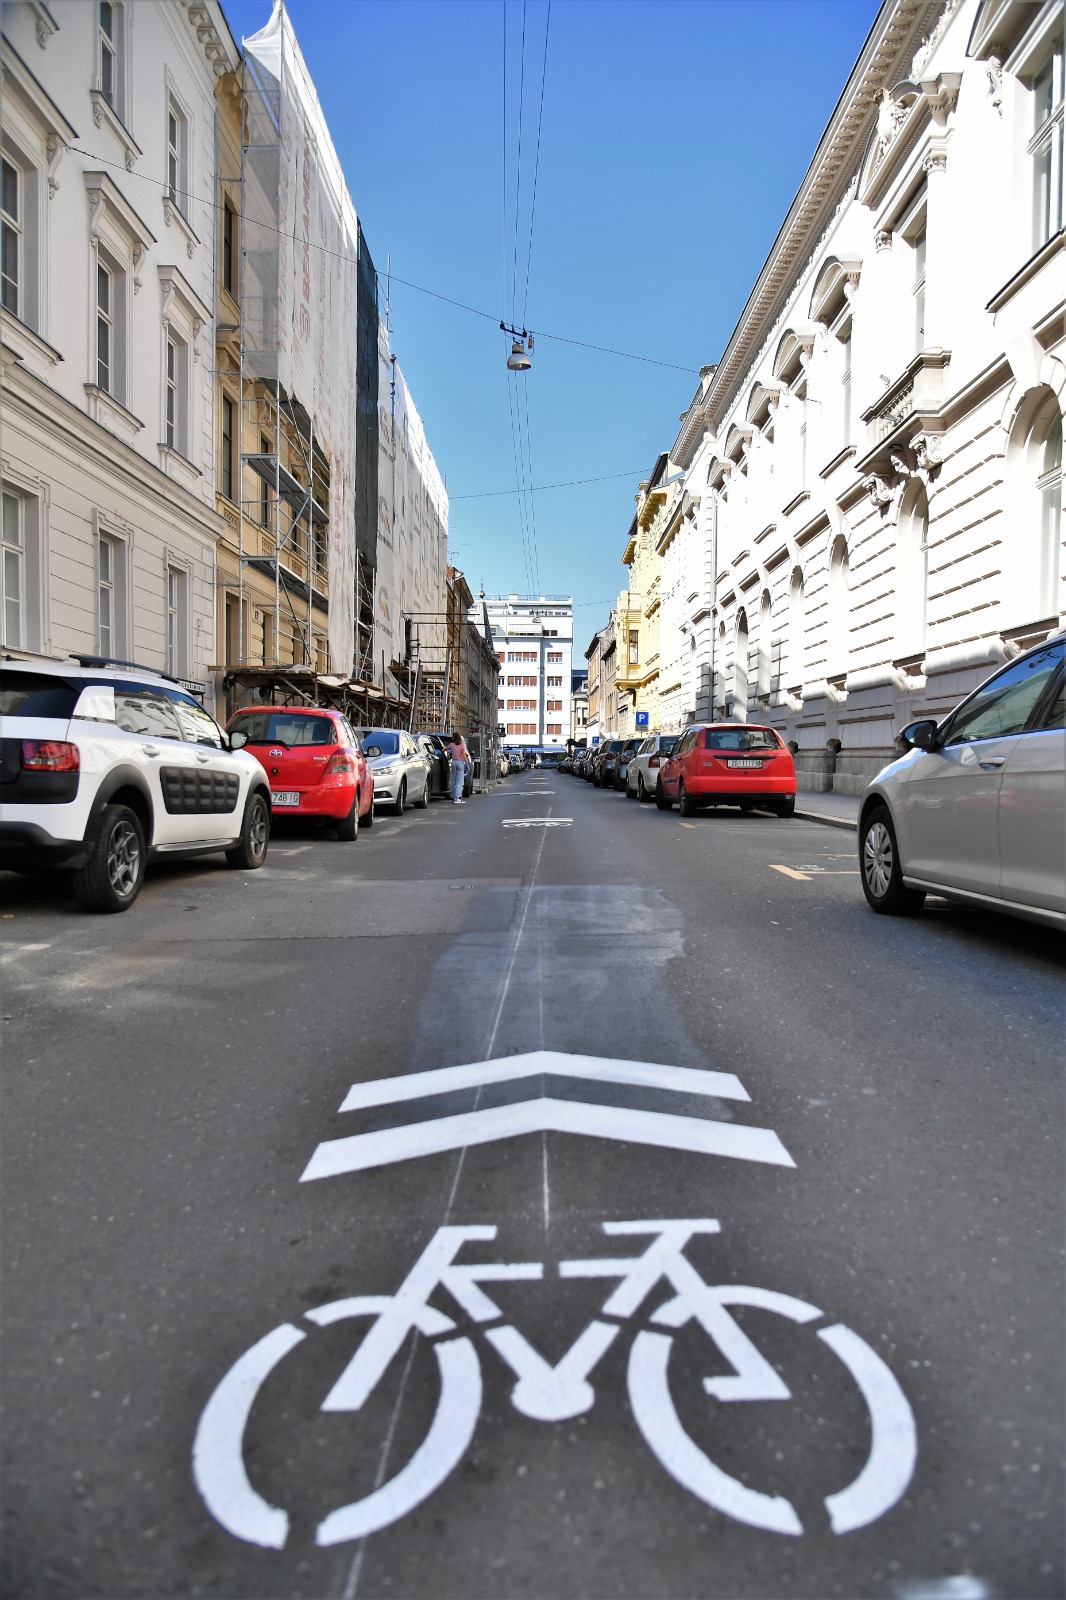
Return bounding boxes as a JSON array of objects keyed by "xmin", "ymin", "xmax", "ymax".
[{"xmin": 300, "ymin": 1052, "xmax": 793, "ymax": 1180}]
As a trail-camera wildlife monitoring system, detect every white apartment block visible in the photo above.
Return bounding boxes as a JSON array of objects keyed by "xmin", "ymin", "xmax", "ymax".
[
  {"xmin": 484, "ymin": 593, "xmax": 573, "ymax": 748},
  {"xmin": 662, "ymin": 0, "xmax": 1063, "ymax": 793},
  {"xmin": 1, "ymin": 1, "xmax": 236, "ymax": 688}
]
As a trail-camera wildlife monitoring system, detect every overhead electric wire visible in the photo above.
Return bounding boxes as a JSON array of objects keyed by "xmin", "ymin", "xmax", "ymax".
[
  {"xmin": 510, "ymin": 2, "xmax": 528, "ymax": 330},
  {"xmin": 69, "ymin": 143, "xmax": 698, "ymax": 373},
  {"xmin": 521, "ymin": 379, "xmax": 542, "ymax": 593},
  {"xmin": 521, "ymin": 1, "xmax": 550, "ymax": 326},
  {"xmin": 452, "ymin": 466, "xmax": 648, "ymax": 500}
]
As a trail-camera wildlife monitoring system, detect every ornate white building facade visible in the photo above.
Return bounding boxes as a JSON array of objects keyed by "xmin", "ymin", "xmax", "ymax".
[
  {"xmin": 664, "ymin": 0, "xmax": 1063, "ymax": 792},
  {"xmin": 1, "ymin": 0, "xmax": 237, "ymax": 691}
]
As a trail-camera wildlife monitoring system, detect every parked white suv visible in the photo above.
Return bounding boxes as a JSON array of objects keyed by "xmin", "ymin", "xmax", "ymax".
[{"xmin": 0, "ymin": 657, "xmax": 272, "ymax": 912}]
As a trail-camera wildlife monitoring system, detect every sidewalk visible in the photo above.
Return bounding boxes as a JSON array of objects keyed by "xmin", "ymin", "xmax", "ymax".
[{"xmin": 794, "ymin": 789, "xmax": 860, "ymax": 831}]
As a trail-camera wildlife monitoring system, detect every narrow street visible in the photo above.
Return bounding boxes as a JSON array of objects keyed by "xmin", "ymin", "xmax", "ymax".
[{"xmin": 2, "ymin": 770, "xmax": 1062, "ymax": 1600}]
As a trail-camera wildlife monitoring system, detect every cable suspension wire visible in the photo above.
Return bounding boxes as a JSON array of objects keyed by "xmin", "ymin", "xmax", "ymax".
[
  {"xmin": 521, "ymin": 379, "xmax": 542, "ymax": 593},
  {"xmin": 452, "ymin": 466, "xmax": 648, "ymax": 500},
  {"xmin": 501, "ymin": 1, "xmax": 508, "ymax": 327},
  {"xmin": 521, "ymin": 1, "xmax": 550, "ymax": 327},
  {"xmin": 510, "ymin": 1, "xmax": 528, "ymax": 330},
  {"xmin": 72, "ymin": 143, "xmax": 699, "ymax": 373},
  {"xmin": 505, "ymin": 372, "xmax": 536, "ymax": 593}
]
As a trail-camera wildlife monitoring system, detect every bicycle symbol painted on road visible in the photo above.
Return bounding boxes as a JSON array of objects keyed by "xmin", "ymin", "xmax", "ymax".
[{"xmin": 193, "ymin": 1219, "xmax": 917, "ymax": 1550}]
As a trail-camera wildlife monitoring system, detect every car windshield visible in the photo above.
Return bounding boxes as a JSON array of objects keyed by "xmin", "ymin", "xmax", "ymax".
[
  {"xmin": 0, "ymin": 671, "xmax": 80, "ymax": 719},
  {"xmin": 363, "ymin": 731, "xmax": 400, "ymax": 756},
  {"xmin": 231, "ymin": 713, "xmax": 335, "ymax": 747}
]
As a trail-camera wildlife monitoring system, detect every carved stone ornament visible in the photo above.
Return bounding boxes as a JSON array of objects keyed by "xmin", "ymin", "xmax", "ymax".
[
  {"xmin": 92, "ymin": 100, "xmax": 105, "ymax": 131},
  {"xmin": 192, "ymin": 317, "xmax": 204, "ymax": 361},
  {"xmin": 987, "ymin": 52, "xmax": 1004, "ymax": 115},
  {"xmin": 131, "ymin": 246, "xmax": 144, "ymax": 296},
  {"xmin": 872, "ymin": 89, "xmax": 907, "ymax": 173},
  {"xmin": 913, "ymin": 433, "xmax": 942, "ymax": 480},
  {"xmin": 923, "ymin": 149, "xmax": 948, "ymax": 177},
  {"xmin": 864, "ymin": 472, "xmax": 900, "ymax": 515},
  {"xmin": 875, "ymin": 228, "xmax": 893, "ymax": 253},
  {"xmin": 45, "ymin": 134, "xmax": 62, "ymax": 199},
  {"xmin": 87, "ymin": 186, "xmax": 105, "ymax": 240},
  {"xmin": 160, "ymin": 281, "xmax": 175, "ymax": 320},
  {"xmin": 843, "ymin": 266, "xmax": 861, "ymax": 302}
]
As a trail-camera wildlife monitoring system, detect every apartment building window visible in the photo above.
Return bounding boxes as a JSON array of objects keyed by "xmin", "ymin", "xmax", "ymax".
[
  {"xmin": 1038, "ymin": 407, "xmax": 1062, "ymax": 616},
  {"xmin": 2, "ymin": 487, "xmax": 25, "ymax": 647},
  {"xmin": 166, "ymin": 564, "xmax": 188, "ymax": 676},
  {"xmin": 912, "ymin": 226, "xmax": 926, "ymax": 352},
  {"xmin": 259, "ymin": 434, "xmax": 272, "ymax": 525},
  {"xmin": 166, "ymin": 96, "xmax": 189, "ymax": 216},
  {"xmin": 547, "ymin": 650, "xmax": 562, "ymax": 662},
  {"xmin": 1032, "ymin": 36, "xmax": 1064, "ymax": 250},
  {"xmin": 546, "ymin": 723, "xmax": 561, "ymax": 735},
  {"xmin": 222, "ymin": 199, "xmax": 237, "ymax": 298},
  {"xmin": 220, "ymin": 395, "xmax": 234, "ymax": 500},
  {"xmin": 547, "ymin": 699, "xmax": 562, "ymax": 712},
  {"xmin": 547, "ymin": 674, "xmax": 562, "ymax": 687},
  {"xmin": 1, "ymin": 157, "xmax": 20, "ymax": 316},
  {"xmin": 99, "ymin": 2, "xmax": 119, "ymax": 108},
  {"xmin": 841, "ymin": 327, "xmax": 853, "ymax": 444},
  {"xmin": 165, "ymin": 334, "xmax": 188, "ymax": 454},
  {"xmin": 97, "ymin": 260, "xmax": 114, "ymax": 391},
  {"xmin": 99, "ymin": 533, "xmax": 118, "ymax": 655},
  {"xmin": 628, "ymin": 630, "xmax": 639, "ymax": 666}
]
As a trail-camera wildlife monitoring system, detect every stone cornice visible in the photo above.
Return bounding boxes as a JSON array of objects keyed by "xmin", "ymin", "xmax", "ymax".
[
  {"xmin": 176, "ymin": 0, "xmax": 240, "ymax": 81},
  {"xmin": 701, "ymin": 0, "xmax": 944, "ymax": 433}
]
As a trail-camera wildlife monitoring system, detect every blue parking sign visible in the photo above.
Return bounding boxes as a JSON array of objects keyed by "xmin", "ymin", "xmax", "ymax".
[{"xmin": 635, "ymin": 711, "xmax": 649, "ymax": 727}]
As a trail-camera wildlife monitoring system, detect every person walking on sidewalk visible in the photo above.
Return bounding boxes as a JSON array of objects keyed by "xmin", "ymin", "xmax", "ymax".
[{"xmin": 447, "ymin": 731, "xmax": 471, "ymax": 804}]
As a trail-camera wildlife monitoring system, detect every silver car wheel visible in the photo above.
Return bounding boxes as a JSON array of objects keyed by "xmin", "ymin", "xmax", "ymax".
[
  {"xmin": 863, "ymin": 819, "xmax": 894, "ymax": 900},
  {"xmin": 107, "ymin": 820, "xmax": 141, "ymax": 897}
]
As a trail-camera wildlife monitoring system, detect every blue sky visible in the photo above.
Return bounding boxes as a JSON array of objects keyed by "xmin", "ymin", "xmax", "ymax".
[{"xmin": 221, "ymin": 0, "xmax": 881, "ymax": 639}]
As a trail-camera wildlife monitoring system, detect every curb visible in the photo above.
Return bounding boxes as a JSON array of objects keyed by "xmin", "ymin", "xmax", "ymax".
[{"xmin": 794, "ymin": 808, "xmax": 858, "ymax": 832}]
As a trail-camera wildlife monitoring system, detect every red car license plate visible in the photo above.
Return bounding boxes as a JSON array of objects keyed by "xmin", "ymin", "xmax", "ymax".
[
  {"xmin": 272, "ymin": 790, "xmax": 300, "ymax": 805},
  {"xmin": 726, "ymin": 759, "xmax": 762, "ymax": 769}
]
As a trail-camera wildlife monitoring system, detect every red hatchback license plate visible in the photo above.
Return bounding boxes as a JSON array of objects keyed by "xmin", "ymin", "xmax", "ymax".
[
  {"xmin": 726, "ymin": 759, "xmax": 763, "ymax": 769},
  {"xmin": 272, "ymin": 791, "xmax": 300, "ymax": 806}
]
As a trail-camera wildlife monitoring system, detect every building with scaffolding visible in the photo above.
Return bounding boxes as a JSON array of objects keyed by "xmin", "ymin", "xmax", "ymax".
[{"xmin": 212, "ymin": 0, "xmax": 447, "ymax": 729}]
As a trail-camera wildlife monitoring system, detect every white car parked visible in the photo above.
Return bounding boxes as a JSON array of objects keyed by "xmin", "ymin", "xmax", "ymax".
[
  {"xmin": 858, "ymin": 634, "xmax": 1064, "ymax": 927},
  {"xmin": 0, "ymin": 657, "xmax": 272, "ymax": 912}
]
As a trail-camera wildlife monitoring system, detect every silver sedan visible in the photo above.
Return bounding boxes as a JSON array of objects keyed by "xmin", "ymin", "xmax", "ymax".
[
  {"xmin": 858, "ymin": 634, "xmax": 1064, "ymax": 927},
  {"xmin": 355, "ymin": 729, "xmax": 432, "ymax": 816}
]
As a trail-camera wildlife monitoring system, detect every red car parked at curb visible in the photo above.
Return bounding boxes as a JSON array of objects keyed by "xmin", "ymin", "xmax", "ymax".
[
  {"xmin": 655, "ymin": 723, "xmax": 796, "ymax": 818},
  {"xmin": 225, "ymin": 707, "xmax": 374, "ymax": 839}
]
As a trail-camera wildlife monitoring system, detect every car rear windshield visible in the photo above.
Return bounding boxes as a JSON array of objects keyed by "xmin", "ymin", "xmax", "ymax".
[
  {"xmin": 0, "ymin": 671, "xmax": 80, "ymax": 720},
  {"xmin": 232, "ymin": 712, "xmax": 336, "ymax": 746},
  {"xmin": 363, "ymin": 730, "xmax": 399, "ymax": 755},
  {"xmin": 703, "ymin": 728, "xmax": 781, "ymax": 751}
]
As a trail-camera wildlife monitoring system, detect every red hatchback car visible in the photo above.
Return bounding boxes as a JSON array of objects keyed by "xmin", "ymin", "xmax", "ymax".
[
  {"xmin": 655, "ymin": 723, "xmax": 796, "ymax": 817},
  {"xmin": 225, "ymin": 707, "xmax": 374, "ymax": 839}
]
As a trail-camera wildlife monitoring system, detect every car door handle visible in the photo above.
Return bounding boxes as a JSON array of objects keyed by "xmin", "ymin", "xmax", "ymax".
[
  {"xmin": 979, "ymin": 756, "xmax": 1007, "ymax": 769},
  {"xmin": 142, "ymin": 745, "xmax": 161, "ymax": 757},
  {"xmin": 196, "ymin": 753, "xmax": 211, "ymax": 764}
]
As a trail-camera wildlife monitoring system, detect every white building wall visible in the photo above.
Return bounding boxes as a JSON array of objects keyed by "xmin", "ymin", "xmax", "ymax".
[
  {"xmin": 666, "ymin": 0, "xmax": 1063, "ymax": 793},
  {"xmin": 1, "ymin": 0, "xmax": 234, "ymax": 687},
  {"xmin": 484, "ymin": 594, "xmax": 573, "ymax": 748}
]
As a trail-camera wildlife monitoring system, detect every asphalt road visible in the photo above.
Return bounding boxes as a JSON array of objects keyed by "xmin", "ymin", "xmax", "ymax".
[{"xmin": 2, "ymin": 769, "xmax": 1063, "ymax": 1600}]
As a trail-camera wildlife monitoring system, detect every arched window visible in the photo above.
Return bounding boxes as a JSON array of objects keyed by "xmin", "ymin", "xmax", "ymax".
[
  {"xmin": 1038, "ymin": 407, "xmax": 1062, "ymax": 616},
  {"xmin": 896, "ymin": 480, "xmax": 929, "ymax": 660},
  {"xmin": 757, "ymin": 589, "xmax": 772, "ymax": 699},
  {"xmin": 1006, "ymin": 387, "xmax": 1064, "ymax": 624},
  {"xmin": 827, "ymin": 535, "xmax": 850, "ymax": 675},
  {"xmin": 733, "ymin": 609, "xmax": 749, "ymax": 717},
  {"xmin": 787, "ymin": 568, "xmax": 805, "ymax": 693}
]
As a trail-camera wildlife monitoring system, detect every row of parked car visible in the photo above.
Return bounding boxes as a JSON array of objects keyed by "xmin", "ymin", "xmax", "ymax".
[
  {"xmin": 0, "ymin": 654, "xmax": 483, "ymax": 913},
  {"xmin": 562, "ymin": 728, "xmax": 797, "ymax": 817}
]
